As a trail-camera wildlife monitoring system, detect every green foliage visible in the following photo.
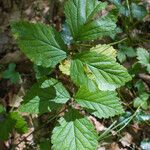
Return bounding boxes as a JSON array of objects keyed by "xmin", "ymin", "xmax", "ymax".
[
  {"xmin": 117, "ymin": 45, "xmax": 136, "ymax": 63},
  {"xmin": 11, "ymin": 21, "xmax": 67, "ymax": 68},
  {"xmin": 71, "ymin": 51, "xmax": 131, "ymax": 91},
  {"xmin": 0, "ymin": 110, "xmax": 28, "ymax": 141},
  {"xmin": 51, "ymin": 109, "xmax": 98, "ymax": 150},
  {"xmin": 10, "ymin": 0, "xmax": 134, "ymax": 149},
  {"xmin": 137, "ymin": 48, "xmax": 150, "ymax": 73},
  {"xmin": 75, "ymin": 87, "xmax": 124, "ymax": 118},
  {"xmin": 133, "ymin": 93, "xmax": 149, "ymax": 110},
  {"xmin": 2, "ymin": 63, "xmax": 20, "ymax": 84},
  {"xmin": 64, "ymin": 0, "xmax": 117, "ymax": 41},
  {"xmin": 19, "ymin": 79, "xmax": 70, "ymax": 114}
]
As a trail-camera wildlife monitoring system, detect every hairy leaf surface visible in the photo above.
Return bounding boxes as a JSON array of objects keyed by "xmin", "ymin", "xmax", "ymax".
[{"xmin": 51, "ymin": 109, "xmax": 98, "ymax": 150}]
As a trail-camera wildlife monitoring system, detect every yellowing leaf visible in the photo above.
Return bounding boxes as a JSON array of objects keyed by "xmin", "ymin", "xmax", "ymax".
[
  {"xmin": 59, "ymin": 59, "xmax": 71, "ymax": 76},
  {"xmin": 90, "ymin": 44, "xmax": 117, "ymax": 60}
]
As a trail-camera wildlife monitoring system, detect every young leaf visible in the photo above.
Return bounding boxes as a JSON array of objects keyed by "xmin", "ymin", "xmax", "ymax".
[
  {"xmin": 2, "ymin": 63, "xmax": 20, "ymax": 84},
  {"xmin": 71, "ymin": 51, "xmax": 131, "ymax": 91},
  {"xmin": 133, "ymin": 93, "xmax": 149, "ymax": 110},
  {"xmin": 51, "ymin": 109, "xmax": 98, "ymax": 150},
  {"xmin": 131, "ymin": 3, "xmax": 147, "ymax": 20},
  {"xmin": 75, "ymin": 87, "xmax": 124, "ymax": 118},
  {"xmin": 0, "ymin": 112, "xmax": 28, "ymax": 140},
  {"xmin": 64, "ymin": 0, "xmax": 117, "ymax": 41},
  {"xmin": 137, "ymin": 48, "xmax": 150, "ymax": 73},
  {"xmin": 59, "ymin": 59, "xmax": 71, "ymax": 76},
  {"xmin": 9, "ymin": 112, "xmax": 28, "ymax": 133},
  {"xmin": 90, "ymin": 44, "xmax": 117, "ymax": 60},
  {"xmin": 19, "ymin": 79, "xmax": 70, "ymax": 114},
  {"xmin": 11, "ymin": 21, "xmax": 67, "ymax": 68}
]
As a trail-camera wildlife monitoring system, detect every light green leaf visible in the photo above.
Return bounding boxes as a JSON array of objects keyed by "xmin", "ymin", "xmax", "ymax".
[
  {"xmin": 90, "ymin": 44, "xmax": 117, "ymax": 60},
  {"xmin": 51, "ymin": 109, "xmax": 98, "ymax": 150},
  {"xmin": 11, "ymin": 21, "xmax": 67, "ymax": 68},
  {"xmin": 133, "ymin": 93, "xmax": 149, "ymax": 110},
  {"xmin": 19, "ymin": 79, "xmax": 70, "ymax": 114},
  {"xmin": 131, "ymin": 3, "xmax": 147, "ymax": 20},
  {"xmin": 137, "ymin": 48, "xmax": 150, "ymax": 66},
  {"xmin": 59, "ymin": 59, "xmax": 71, "ymax": 76},
  {"xmin": 71, "ymin": 51, "xmax": 131, "ymax": 91},
  {"xmin": 75, "ymin": 87, "xmax": 124, "ymax": 118},
  {"xmin": 2, "ymin": 63, "xmax": 20, "ymax": 84},
  {"xmin": 10, "ymin": 112, "xmax": 28, "ymax": 133},
  {"xmin": 65, "ymin": 0, "xmax": 117, "ymax": 41},
  {"xmin": 41, "ymin": 78, "xmax": 71, "ymax": 104}
]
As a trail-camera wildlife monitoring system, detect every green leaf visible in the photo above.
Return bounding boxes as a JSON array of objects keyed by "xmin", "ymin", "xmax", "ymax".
[
  {"xmin": 64, "ymin": 0, "xmax": 117, "ymax": 41},
  {"xmin": 131, "ymin": 3, "xmax": 147, "ymax": 20},
  {"xmin": 9, "ymin": 112, "xmax": 28, "ymax": 133},
  {"xmin": 40, "ymin": 139, "xmax": 51, "ymax": 150},
  {"xmin": 2, "ymin": 63, "xmax": 20, "ymax": 84},
  {"xmin": 0, "ymin": 114, "xmax": 15, "ymax": 140},
  {"xmin": 133, "ymin": 93, "xmax": 149, "ymax": 110},
  {"xmin": 71, "ymin": 51, "xmax": 131, "ymax": 91},
  {"xmin": 117, "ymin": 45, "xmax": 136, "ymax": 63},
  {"xmin": 137, "ymin": 48, "xmax": 150, "ymax": 73},
  {"xmin": 0, "ymin": 112, "xmax": 28, "ymax": 140},
  {"xmin": 19, "ymin": 79, "xmax": 70, "ymax": 114},
  {"xmin": 75, "ymin": 87, "xmax": 124, "ymax": 118},
  {"xmin": 34, "ymin": 65, "xmax": 53, "ymax": 79},
  {"xmin": 11, "ymin": 21, "xmax": 67, "ymax": 68},
  {"xmin": 51, "ymin": 109, "xmax": 98, "ymax": 150}
]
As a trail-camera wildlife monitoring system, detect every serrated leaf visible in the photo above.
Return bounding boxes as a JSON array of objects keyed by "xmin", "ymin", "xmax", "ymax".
[
  {"xmin": 90, "ymin": 44, "xmax": 117, "ymax": 60},
  {"xmin": 51, "ymin": 109, "xmax": 98, "ymax": 150},
  {"xmin": 59, "ymin": 59, "xmax": 71, "ymax": 76},
  {"xmin": 137, "ymin": 48, "xmax": 150, "ymax": 66},
  {"xmin": 64, "ymin": 0, "xmax": 117, "ymax": 41},
  {"xmin": 71, "ymin": 51, "xmax": 131, "ymax": 91},
  {"xmin": 19, "ymin": 79, "xmax": 70, "ymax": 114},
  {"xmin": 133, "ymin": 93, "xmax": 149, "ymax": 110},
  {"xmin": 11, "ymin": 21, "xmax": 67, "ymax": 68},
  {"xmin": 75, "ymin": 87, "xmax": 124, "ymax": 118},
  {"xmin": 9, "ymin": 112, "xmax": 28, "ymax": 133}
]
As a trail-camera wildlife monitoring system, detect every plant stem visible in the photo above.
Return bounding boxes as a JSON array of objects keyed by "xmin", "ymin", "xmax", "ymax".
[{"xmin": 109, "ymin": 37, "xmax": 127, "ymax": 46}]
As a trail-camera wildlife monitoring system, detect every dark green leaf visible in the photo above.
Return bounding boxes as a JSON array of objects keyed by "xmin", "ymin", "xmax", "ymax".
[
  {"xmin": 65, "ymin": 0, "xmax": 117, "ymax": 41},
  {"xmin": 11, "ymin": 21, "xmax": 67, "ymax": 68},
  {"xmin": 2, "ymin": 63, "xmax": 20, "ymax": 84}
]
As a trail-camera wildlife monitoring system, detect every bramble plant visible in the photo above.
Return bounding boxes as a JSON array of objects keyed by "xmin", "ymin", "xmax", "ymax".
[{"xmin": 8, "ymin": 0, "xmax": 133, "ymax": 149}]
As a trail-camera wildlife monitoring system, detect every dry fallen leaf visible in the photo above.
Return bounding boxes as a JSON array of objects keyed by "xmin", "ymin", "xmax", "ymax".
[
  {"xmin": 119, "ymin": 132, "xmax": 133, "ymax": 147},
  {"xmin": 88, "ymin": 116, "xmax": 105, "ymax": 132}
]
